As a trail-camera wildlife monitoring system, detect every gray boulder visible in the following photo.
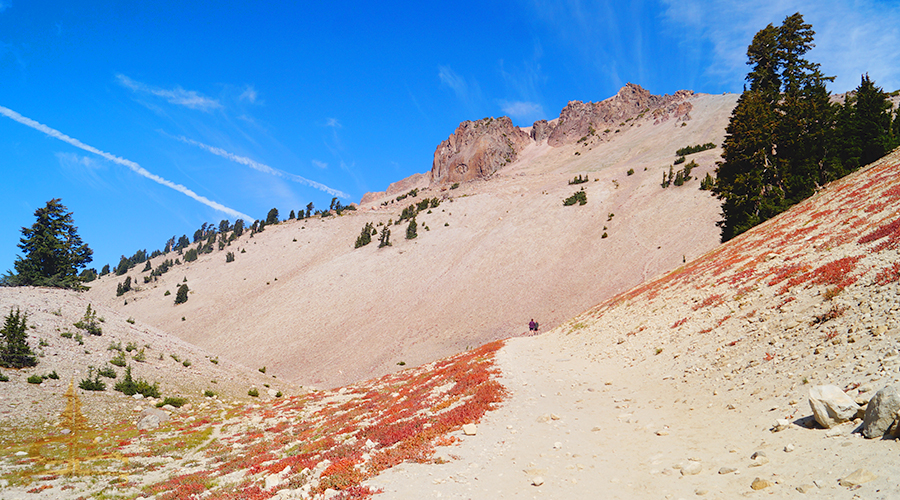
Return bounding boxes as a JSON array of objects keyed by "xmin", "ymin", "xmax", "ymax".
[
  {"xmin": 809, "ymin": 385, "xmax": 860, "ymax": 428},
  {"xmin": 863, "ymin": 384, "xmax": 900, "ymax": 439},
  {"xmin": 137, "ymin": 407, "xmax": 170, "ymax": 430}
]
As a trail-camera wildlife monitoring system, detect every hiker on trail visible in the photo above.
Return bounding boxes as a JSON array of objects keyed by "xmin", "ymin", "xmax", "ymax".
[{"xmin": 528, "ymin": 319, "xmax": 538, "ymax": 334}]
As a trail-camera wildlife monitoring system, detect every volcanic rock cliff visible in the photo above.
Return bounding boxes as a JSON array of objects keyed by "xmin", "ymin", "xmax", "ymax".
[
  {"xmin": 430, "ymin": 116, "xmax": 532, "ymax": 185},
  {"xmin": 425, "ymin": 83, "xmax": 695, "ymax": 188}
]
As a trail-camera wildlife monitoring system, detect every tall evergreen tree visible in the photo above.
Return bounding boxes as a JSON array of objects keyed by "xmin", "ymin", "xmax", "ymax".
[
  {"xmin": 5, "ymin": 198, "xmax": 93, "ymax": 289},
  {"xmin": 266, "ymin": 208, "xmax": 280, "ymax": 225},
  {"xmin": 839, "ymin": 74, "xmax": 895, "ymax": 168},
  {"xmin": 713, "ymin": 13, "xmax": 837, "ymax": 242},
  {"xmin": 0, "ymin": 308, "xmax": 37, "ymax": 368},
  {"xmin": 406, "ymin": 218, "xmax": 418, "ymax": 239}
]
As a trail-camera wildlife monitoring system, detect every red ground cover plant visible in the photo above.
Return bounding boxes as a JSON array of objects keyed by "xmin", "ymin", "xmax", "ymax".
[{"xmin": 874, "ymin": 262, "xmax": 900, "ymax": 286}]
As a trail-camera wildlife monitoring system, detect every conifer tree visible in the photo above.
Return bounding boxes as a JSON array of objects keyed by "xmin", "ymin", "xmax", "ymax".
[
  {"xmin": 406, "ymin": 218, "xmax": 418, "ymax": 239},
  {"xmin": 266, "ymin": 208, "xmax": 279, "ymax": 225},
  {"xmin": 378, "ymin": 226, "xmax": 392, "ymax": 248},
  {"xmin": 714, "ymin": 12, "xmax": 837, "ymax": 242},
  {"xmin": 355, "ymin": 223, "xmax": 374, "ymax": 248},
  {"xmin": 0, "ymin": 308, "xmax": 37, "ymax": 368},
  {"xmin": 175, "ymin": 284, "xmax": 189, "ymax": 305},
  {"xmin": 5, "ymin": 198, "xmax": 93, "ymax": 289}
]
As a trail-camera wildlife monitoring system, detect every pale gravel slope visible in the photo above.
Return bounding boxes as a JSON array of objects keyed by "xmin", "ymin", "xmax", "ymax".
[
  {"xmin": 371, "ymin": 148, "xmax": 900, "ymax": 499},
  {"xmin": 84, "ymin": 93, "xmax": 737, "ymax": 389}
]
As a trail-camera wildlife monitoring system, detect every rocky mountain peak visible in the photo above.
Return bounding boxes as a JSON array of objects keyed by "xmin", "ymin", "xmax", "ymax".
[
  {"xmin": 430, "ymin": 116, "xmax": 531, "ymax": 185},
  {"xmin": 427, "ymin": 84, "xmax": 696, "ymax": 188}
]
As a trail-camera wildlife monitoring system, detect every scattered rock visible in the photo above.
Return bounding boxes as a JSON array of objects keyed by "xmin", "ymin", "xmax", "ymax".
[
  {"xmin": 532, "ymin": 476, "xmax": 544, "ymax": 486},
  {"xmin": 839, "ymin": 468, "xmax": 877, "ymax": 487},
  {"xmin": 862, "ymin": 384, "xmax": 900, "ymax": 439},
  {"xmin": 718, "ymin": 467, "xmax": 737, "ymax": 474},
  {"xmin": 825, "ymin": 426, "xmax": 847, "ymax": 438},
  {"xmin": 136, "ymin": 408, "xmax": 170, "ymax": 431},
  {"xmin": 681, "ymin": 462, "xmax": 702, "ymax": 475},
  {"xmin": 749, "ymin": 455, "xmax": 769, "ymax": 467},
  {"xmin": 797, "ymin": 483, "xmax": 815, "ymax": 493},
  {"xmin": 809, "ymin": 385, "xmax": 861, "ymax": 428},
  {"xmin": 772, "ymin": 419, "xmax": 790, "ymax": 432},
  {"xmin": 751, "ymin": 477, "xmax": 774, "ymax": 490},
  {"xmin": 656, "ymin": 430, "xmax": 669, "ymax": 436},
  {"xmin": 695, "ymin": 488, "xmax": 708, "ymax": 496},
  {"xmin": 462, "ymin": 424, "xmax": 477, "ymax": 436},
  {"xmin": 784, "ymin": 444, "xmax": 795, "ymax": 453}
]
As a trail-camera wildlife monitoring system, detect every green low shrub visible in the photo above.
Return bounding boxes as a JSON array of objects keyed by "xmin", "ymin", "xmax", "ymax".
[
  {"xmin": 156, "ymin": 396, "xmax": 187, "ymax": 408},
  {"xmin": 79, "ymin": 367, "xmax": 106, "ymax": 391},
  {"xmin": 114, "ymin": 366, "xmax": 160, "ymax": 398}
]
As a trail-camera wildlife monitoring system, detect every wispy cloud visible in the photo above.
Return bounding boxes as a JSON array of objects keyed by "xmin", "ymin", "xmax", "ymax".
[
  {"xmin": 439, "ymin": 65, "xmax": 483, "ymax": 115},
  {"xmin": 311, "ymin": 159, "xmax": 328, "ymax": 169},
  {"xmin": 660, "ymin": 0, "xmax": 900, "ymax": 92},
  {"xmin": 499, "ymin": 100, "xmax": 544, "ymax": 121},
  {"xmin": 0, "ymin": 105, "xmax": 251, "ymax": 220},
  {"xmin": 56, "ymin": 152, "xmax": 110, "ymax": 191},
  {"xmin": 176, "ymin": 136, "xmax": 350, "ymax": 199},
  {"xmin": 498, "ymin": 51, "xmax": 547, "ymax": 123},
  {"xmin": 116, "ymin": 74, "xmax": 222, "ymax": 112},
  {"xmin": 239, "ymin": 86, "xmax": 259, "ymax": 103}
]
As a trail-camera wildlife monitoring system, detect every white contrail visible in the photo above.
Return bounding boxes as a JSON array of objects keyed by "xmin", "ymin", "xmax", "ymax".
[
  {"xmin": 0, "ymin": 105, "xmax": 252, "ymax": 221},
  {"xmin": 176, "ymin": 135, "xmax": 350, "ymax": 199}
]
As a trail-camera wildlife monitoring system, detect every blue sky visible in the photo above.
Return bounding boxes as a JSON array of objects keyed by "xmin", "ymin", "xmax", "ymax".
[{"xmin": 1, "ymin": 0, "xmax": 899, "ymax": 273}]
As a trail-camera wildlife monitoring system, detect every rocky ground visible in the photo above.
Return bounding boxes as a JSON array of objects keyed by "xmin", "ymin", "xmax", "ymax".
[{"xmin": 370, "ymin": 148, "xmax": 900, "ymax": 499}]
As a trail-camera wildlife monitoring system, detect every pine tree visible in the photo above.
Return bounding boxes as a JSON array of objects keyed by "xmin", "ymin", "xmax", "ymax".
[
  {"xmin": 355, "ymin": 223, "xmax": 374, "ymax": 248},
  {"xmin": 5, "ymin": 198, "xmax": 93, "ymax": 289},
  {"xmin": 174, "ymin": 284, "xmax": 189, "ymax": 305},
  {"xmin": 839, "ymin": 74, "xmax": 895, "ymax": 169},
  {"xmin": 289, "ymin": 210, "xmax": 296, "ymax": 220},
  {"xmin": 378, "ymin": 226, "xmax": 392, "ymax": 248},
  {"xmin": 406, "ymin": 218, "xmax": 418, "ymax": 239},
  {"xmin": 233, "ymin": 219, "xmax": 244, "ymax": 237},
  {"xmin": 266, "ymin": 208, "xmax": 279, "ymax": 225},
  {"xmin": 0, "ymin": 308, "xmax": 37, "ymax": 368},
  {"xmin": 713, "ymin": 12, "xmax": 836, "ymax": 242}
]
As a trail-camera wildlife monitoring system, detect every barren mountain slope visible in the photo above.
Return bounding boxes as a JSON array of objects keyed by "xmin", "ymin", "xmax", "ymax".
[
  {"xmin": 0, "ymin": 287, "xmax": 295, "ymax": 431},
  {"xmin": 371, "ymin": 149, "xmax": 900, "ymax": 499},
  {"xmin": 4, "ymin": 139, "xmax": 900, "ymax": 500},
  {"xmin": 84, "ymin": 91, "xmax": 737, "ymax": 388}
]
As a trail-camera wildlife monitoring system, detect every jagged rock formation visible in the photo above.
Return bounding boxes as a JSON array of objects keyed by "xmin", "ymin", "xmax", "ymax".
[
  {"xmin": 360, "ymin": 172, "xmax": 429, "ymax": 205},
  {"xmin": 428, "ymin": 84, "xmax": 695, "ymax": 187},
  {"xmin": 430, "ymin": 116, "xmax": 531, "ymax": 185},
  {"xmin": 547, "ymin": 84, "xmax": 693, "ymax": 147}
]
